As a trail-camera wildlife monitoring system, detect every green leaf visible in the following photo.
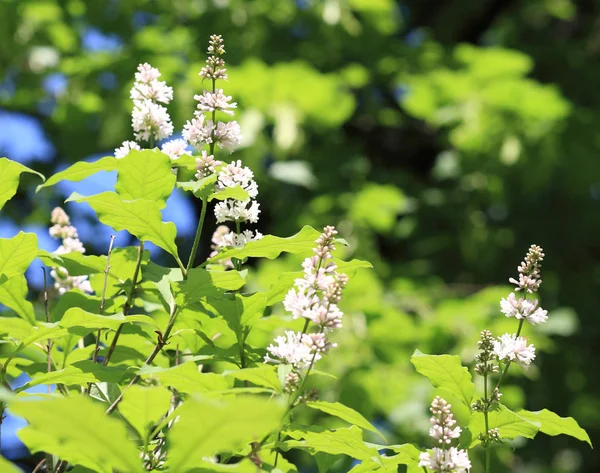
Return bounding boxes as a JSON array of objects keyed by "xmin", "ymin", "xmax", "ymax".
[
  {"xmin": 348, "ymin": 444, "xmax": 422, "ymax": 473},
  {"xmin": 168, "ymin": 396, "xmax": 284, "ymax": 472},
  {"xmin": 139, "ymin": 362, "xmax": 229, "ymax": 394},
  {"xmin": 177, "ymin": 174, "xmax": 216, "ymax": 200},
  {"xmin": 66, "ymin": 192, "xmax": 180, "ymax": 260},
  {"xmin": 40, "ymin": 246, "xmax": 149, "ymax": 299},
  {"xmin": 59, "ymin": 308, "xmax": 158, "ymax": 334},
  {"xmin": 0, "ymin": 158, "xmax": 44, "ymax": 210},
  {"xmin": 116, "ymin": 149, "xmax": 176, "ymax": 208},
  {"xmin": 174, "ymin": 267, "xmax": 246, "ymax": 306},
  {"xmin": 209, "ymin": 292, "xmax": 267, "ymax": 337},
  {"xmin": 18, "ymin": 322, "xmax": 67, "ymax": 350},
  {"xmin": 208, "ymin": 185, "xmax": 250, "ymax": 202},
  {"xmin": 467, "ymin": 405, "xmax": 540, "ymax": 447},
  {"xmin": 0, "ymin": 455, "xmax": 24, "ymax": 473},
  {"xmin": 11, "ymin": 394, "xmax": 144, "ymax": 473},
  {"xmin": 410, "ymin": 350, "xmax": 474, "ymax": 408},
  {"xmin": 282, "ymin": 425, "xmax": 378, "ymax": 461},
  {"xmin": 17, "ymin": 360, "xmax": 129, "ymax": 390},
  {"xmin": 224, "ymin": 366, "xmax": 282, "ymax": 393},
  {"xmin": 210, "ymin": 226, "xmax": 321, "ymax": 263},
  {"xmin": 517, "ymin": 409, "xmax": 592, "ymax": 447},
  {"xmin": 0, "ymin": 232, "xmax": 38, "ymax": 323},
  {"xmin": 305, "ymin": 401, "xmax": 385, "ymax": 441},
  {"xmin": 266, "ymin": 271, "xmax": 302, "ymax": 306},
  {"xmin": 37, "ymin": 156, "xmax": 117, "ymax": 191},
  {"xmin": 0, "ymin": 276, "xmax": 36, "ymax": 323},
  {"xmin": 336, "ymin": 258, "xmax": 373, "ymax": 277},
  {"xmin": 119, "ymin": 385, "xmax": 172, "ymax": 439}
]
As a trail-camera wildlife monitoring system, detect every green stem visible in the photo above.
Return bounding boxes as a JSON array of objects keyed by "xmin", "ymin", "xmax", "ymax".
[
  {"xmin": 495, "ymin": 318, "xmax": 525, "ymax": 391},
  {"xmin": 185, "ymin": 198, "xmax": 208, "ymax": 275},
  {"xmin": 103, "ymin": 241, "xmax": 144, "ymax": 367},
  {"xmin": 105, "ymin": 304, "xmax": 181, "ymax": 415},
  {"xmin": 92, "ymin": 235, "xmax": 116, "ymax": 365},
  {"xmin": 484, "ymin": 371, "xmax": 491, "ymax": 473},
  {"xmin": 42, "ymin": 267, "xmax": 55, "ymax": 473}
]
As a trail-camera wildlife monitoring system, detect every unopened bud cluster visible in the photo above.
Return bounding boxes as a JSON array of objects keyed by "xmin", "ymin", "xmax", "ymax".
[
  {"xmin": 419, "ymin": 397, "xmax": 471, "ymax": 473},
  {"xmin": 183, "ymin": 34, "xmax": 241, "ymax": 153},
  {"xmin": 429, "ymin": 397, "xmax": 462, "ymax": 445},
  {"xmin": 510, "ymin": 244, "xmax": 544, "ymax": 293},
  {"xmin": 474, "ymin": 330, "xmax": 499, "ymax": 377}
]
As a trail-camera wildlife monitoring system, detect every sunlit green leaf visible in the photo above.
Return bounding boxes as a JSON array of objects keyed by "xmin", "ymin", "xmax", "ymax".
[
  {"xmin": 37, "ymin": 156, "xmax": 117, "ymax": 191},
  {"xmin": 138, "ymin": 362, "xmax": 229, "ymax": 394},
  {"xmin": 174, "ymin": 267, "xmax": 246, "ymax": 306},
  {"xmin": 17, "ymin": 361, "xmax": 129, "ymax": 391},
  {"xmin": 282, "ymin": 425, "xmax": 378, "ymax": 461},
  {"xmin": 11, "ymin": 394, "xmax": 144, "ymax": 473},
  {"xmin": 410, "ymin": 350, "xmax": 474, "ymax": 408},
  {"xmin": 119, "ymin": 385, "xmax": 172, "ymax": 439},
  {"xmin": 116, "ymin": 149, "xmax": 176, "ymax": 208},
  {"xmin": 224, "ymin": 366, "xmax": 281, "ymax": 393},
  {"xmin": 0, "ymin": 157, "xmax": 44, "ymax": 210},
  {"xmin": 168, "ymin": 396, "xmax": 284, "ymax": 472},
  {"xmin": 210, "ymin": 226, "xmax": 321, "ymax": 263},
  {"xmin": 0, "ymin": 455, "xmax": 23, "ymax": 473},
  {"xmin": 0, "ymin": 232, "xmax": 38, "ymax": 323},
  {"xmin": 467, "ymin": 405, "xmax": 540, "ymax": 447},
  {"xmin": 517, "ymin": 409, "xmax": 592, "ymax": 447},
  {"xmin": 305, "ymin": 401, "xmax": 385, "ymax": 441},
  {"xmin": 66, "ymin": 192, "xmax": 180, "ymax": 260}
]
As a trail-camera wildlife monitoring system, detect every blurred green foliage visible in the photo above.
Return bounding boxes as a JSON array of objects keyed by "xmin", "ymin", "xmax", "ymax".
[{"xmin": 1, "ymin": 0, "xmax": 598, "ymax": 471}]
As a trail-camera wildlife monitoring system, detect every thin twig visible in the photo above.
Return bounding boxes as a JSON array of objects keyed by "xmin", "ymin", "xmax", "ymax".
[
  {"xmin": 103, "ymin": 241, "xmax": 144, "ymax": 366},
  {"xmin": 42, "ymin": 267, "xmax": 55, "ymax": 473},
  {"xmin": 185, "ymin": 198, "xmax": 208, "ymax": 275},
  {"xmin": 92, "ymin": 235, "xmax": 116, "ymax": 364}
]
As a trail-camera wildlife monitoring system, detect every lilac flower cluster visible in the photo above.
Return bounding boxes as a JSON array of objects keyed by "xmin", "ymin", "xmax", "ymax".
[
  {"xmin": 49, "ymin": 207, "xmax": 92, "ymax": 295},
  {"xmin": 264, "ymin": 227, "xmax": 348, "ymax": 392}
]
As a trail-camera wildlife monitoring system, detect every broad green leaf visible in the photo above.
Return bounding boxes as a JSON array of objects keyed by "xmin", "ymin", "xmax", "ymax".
[
  {"xmin": 0, "ymin": 276, "xmax": 36, "ymax": 323},
  {"xmin": 119, "ymin": 385, "xmax": 172, "ymax": 439},
  {"xmin": 116, "ymin": 149, "xmax": 176, "ymax": 208},
  {"xmin": 410, "ymin": 350, "xmax": 474, "ymax": 408},
  {"xmin": 305, "ymin": 401, "xmax": 385, "ymax": 441},
  {"xmin": 266, "ymin": 271, "xmax": 302, "ymax": 306},
  {"xmin": 174, "ymin": 267, "xmax": 246, "ymax": 306},
  {"xmin": 39, "ymin": 246, "xmax": 148, "ymax": 298},
  {"xmin": 0, "ymin": 158, "xmax": 44, "ymax": 209},
  {"xmin": 0, "ymin": 316, "xmax": 32, "ymax": 340},
  {"xmin": 168, "ymin": 396, "xmax": 284, "ymax": 472},
  {"xmin": 224, "ymin": 366, "xmax": 282, "ymax": 393},
  {"xmin": 37, "ymin": 156, "xmax": 117, "ymax": 191},
  {"xmin": 349, "ymin": 444, "xmax": 421, "ymax": 473},
  {"xmin": 210, "ymin": 225, "xmax": 321, "ymax": 262},
  {"xmin": 517, "ymin": 409, "xmax": 592, "ymax": 447},
  {"xmin": 468, "ymin": 405, "xmax": 540, "ymax": 447},
  {"xmin": 282, "ymin": 425, "xmax": 378, "ymax": 461},
  {"xmin": 0, "ymin": 455, "xmax": 23, "ymax": 473},
  {"xmin": 336, "ymin": 258, "xmax": 373, "ymax": 277},
  {"xmin": 17, "ymin": 361, "xmax": 129, "ymax": 391},
  {"xmin": 139, "ymin": 362, "xmax": 229, "ymax": 393},
  {"xmin": 0, "ymin": 232, "xmax": 38, "ymax": 323},
  {"xmin": 209, "ymin": 292, "xmax": 267, "ymax": 337},
  {"xmin": 66, "ymin": 192, "xmax": 180, "ymax": 259},
  {"xmin": 177, "ymin": 174, "xmax": 216, "ymax": 200},
  {"xmin": 208, "ymin": 185, "xmax": 250, "ymax": 202},
  {"xmin": 11, "ymin": 394, "xmax": 144, "ymax": 473},
  {"xmin": 59, "ymin": 307, "xmax": 158, "ymax": 333},
  {"xmin": 18, "ymin": 322, "xmax": 67, "ymax": 349}
]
